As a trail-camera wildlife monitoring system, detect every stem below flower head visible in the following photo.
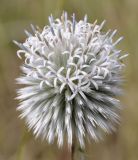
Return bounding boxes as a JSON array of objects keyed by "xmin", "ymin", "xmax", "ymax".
[
  {"xmin": 71, "ymin": 142, "xmax": 86, "ymax": 160},
  {"xmin": 78, "ymin": 147, "xmax": 86, "ymax": 160}
]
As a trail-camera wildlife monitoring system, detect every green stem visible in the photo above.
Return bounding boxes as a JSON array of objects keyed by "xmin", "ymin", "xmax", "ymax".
[{"xmin": 78, "ymin": 147, "xmax": 86, "ymax": 160}]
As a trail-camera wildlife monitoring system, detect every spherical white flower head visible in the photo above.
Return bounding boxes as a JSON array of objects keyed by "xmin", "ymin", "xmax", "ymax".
[{"xmin": 15, "ymin": 12, "xmax": 127, "ymax": 148}]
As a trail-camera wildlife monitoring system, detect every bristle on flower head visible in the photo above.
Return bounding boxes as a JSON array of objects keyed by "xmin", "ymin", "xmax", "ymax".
[{"xmin": 15, "ymin": 12, "xmax": 127, "ymax": 148}]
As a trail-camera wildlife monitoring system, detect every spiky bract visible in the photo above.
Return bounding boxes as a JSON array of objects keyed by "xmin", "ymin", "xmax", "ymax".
[{"xmin": 15, "ymin": 12, "xmax": 127, "ymax": 148}]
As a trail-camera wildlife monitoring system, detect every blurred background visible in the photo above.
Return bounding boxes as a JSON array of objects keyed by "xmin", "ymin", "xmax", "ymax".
[{"xmin": 0, "ymin": 0, "xmax": 138, "ymax": 159}]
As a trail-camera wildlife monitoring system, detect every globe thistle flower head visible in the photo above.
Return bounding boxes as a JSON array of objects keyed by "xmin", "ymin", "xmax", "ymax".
[{"xmin": 15, "ymin": 12, "xmax": 127, "ymax": 148}]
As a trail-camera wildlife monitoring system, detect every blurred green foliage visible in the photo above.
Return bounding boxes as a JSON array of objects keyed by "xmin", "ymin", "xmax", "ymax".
[{"xmin": 0, "ymin": 0, "xmax": 138, "ymax": 160}]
